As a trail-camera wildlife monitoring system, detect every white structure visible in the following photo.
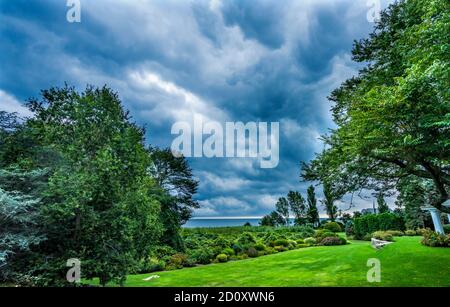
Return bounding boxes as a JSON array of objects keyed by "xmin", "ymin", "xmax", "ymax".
[
  {"xmin": 371, "ymin": 238, "xmax": 393, "ymax": 249},
  {"xmin": 423, "ymin": 200, "xmax": 449, "ymax": 235}
]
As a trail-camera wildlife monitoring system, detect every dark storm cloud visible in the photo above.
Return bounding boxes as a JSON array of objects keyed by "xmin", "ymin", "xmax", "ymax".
[{"xmin": 0, "ymin": 0, "xmax": 394, "ymax": 217}]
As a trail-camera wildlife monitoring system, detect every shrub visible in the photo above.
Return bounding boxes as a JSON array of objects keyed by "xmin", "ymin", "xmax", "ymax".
[
  {"xmin": 362, "ymin": 233, "xmax": 373, "ymax": 241},
  {"xmin": 345, "ymin": 220, "xmax": 354, "ymax": 236},
  {"xmin": 421, "ymin": 229, "xmax": 449, "ymax": 247},
  {"xmin": 216, "ymin": 254, "xmax": 228, "ymax": 263},
  {"xmin": 315, "ymin": 229, "xmax": 337, "ymax": 242},
  {"xmin": 274, "ymin": 238, "xmax": 289, "ymax": 247},
  {"xmin": 386, "ymin": 230, "xmax": 404, "ymax": 237},
  {"xmin": 166, "ymin": 253, "xmax": 190, "ymax": 270},
  {"xmin": 139, "ymin": 258, "xmax": 165, "ymax": 273},
  {"xmin": 296, "ymin": 243, "xmax": 308, "ymax": 248},
  {"xmin": 405, "ymin": 230, "xmax": 417, "ymax": 236},
  {"xmin": 246, "ymin": 247, "xmax": 259, "ymax": 258},
  {"xmin": 274, "ymin": 246, "xmax": 287, "ymax": 252},
  {"xmin": 254, "ymin": 243, "xmax": 266, "ymax": 251},
  {"xmin": 304, "ymin": 237, "xmax": 316, "ymax": 245},
  {"xmin": 323, "ymin": 222, "xmax": 342, "ymax": 233},
  {"xmin": 296, "ymin": 239, "xmax": 304, "ymax": 244},
  {"xmin": 320, "ymin": 236, "xmax": 347, "ymax": 246},
  {"xmin": 191, "ymin": 249, "xmax": 215, "ymax": 264},
  {"xmin": 236, "ymin": 232, "xmax": 257, "ymax": 246},
  {"xmin": 372, "ymin": 231, "xmax": 394, "ymax": 242},
  {"xmin": 444, "ymin": 225, "xmax": 450, "ymax": 235},
  {"xmin": 416, "ymin": 228, "xmax": 428, "ymax": 236},
  {"xmin": 221, "ymin": 247, "xmax": 235, "ymax": 257}
]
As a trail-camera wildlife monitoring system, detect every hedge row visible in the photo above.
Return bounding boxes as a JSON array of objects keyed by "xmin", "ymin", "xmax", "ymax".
[{"xmin": 353, "ymin": 213, "xmax": 405, "ymax": 239}]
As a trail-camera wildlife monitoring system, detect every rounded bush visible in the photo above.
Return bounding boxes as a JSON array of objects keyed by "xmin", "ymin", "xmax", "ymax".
[
  {"xmin": 274, "ymin": 245, "xmax": 287, "ymax": 252},
  {"xmin": 216, "ymin": 254, "xmax": 228, "ymax": 263},
  {"xmin": 372, "ymin": 231, "xmax": 394, "ymax": 242},
  {"xmin": 320, "ymin": 236, "xmax": 347, "ymax": 246},
  {"xmin": 323, "ymin": 222, "xmax": 342, "ymax": 233},
  {"xmin": 254, "ymin": 243, "xmax": 266, "ymax": 251},
  {"xmin": 273, "ymin": 238, "xmax": 289, "ymax": 247},
  {"xmin": 405, "ymin": 230, "xmax": 417, "ymax": 236},
  {"xmin": 304, "ymin": 237, "xmax": 316, "ymax": 245},
  {"xmin": 421, "ymin": 229, "xmax": 449, "ymax": 247},
  {"xmin": 246, "ymin": 247, "xmax": 259, "ymax": 258},
  {"xmin": 221, "ymin": 247, "xmax": 235, "ymax": 257}
]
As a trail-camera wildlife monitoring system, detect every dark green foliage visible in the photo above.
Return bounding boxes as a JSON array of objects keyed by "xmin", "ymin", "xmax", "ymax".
[
  {"xmin": 345, "ymin": 220, "xmax": 354, "ymax": 236},
  {"xmin": 444, "ymin": 225, "xmax": 450, "ymax": 235},
  {"xmin": 321, "ymin": 182, "xmax": 338, "ymax": 221},
  {"xmin": 377, "ymin": 193, "xmax": 390, "ymax": 214},
  {"xmin": 287, "ymin": 191, "xmax": 307, "ymax": 225},
  {"xmin": 148, "ymin": 147, "xmax": 199, "ymax": 250},
  {"xmin": 301, "ymin": 0, "xmax": 450, "ymax": 214},
  {"xmin": 0, "ymin": 167, "xmax": 48, "ymax": 282},
  {"xmin": 246, "ymin": 247, "xmax": 258, "ymax": 258},
  {"xmin": 323, "ymin": 222, "xmax": 342, "ymax": 233},
  {"xmin": 306, "ymin": 186, "xmax": 320, "ymax": 227},
  {"xmin": 353, "ymin": 213, "xmax": 405, "ymax": 239},
  {"xmin": 275, "ymin": 197, "xmax": 290, "ymax": 226},
  {"xmin": 396, "ymin": 177, "xmax": 426, "ymax": 229},
  {"xmin": 190, "ymin": 248, "xmax": 215, "ymax": 264}
]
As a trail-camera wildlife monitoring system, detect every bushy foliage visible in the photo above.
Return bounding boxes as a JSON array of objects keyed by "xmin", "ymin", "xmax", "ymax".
[
  {"xmin": 372, "ymin": 231, "xmax": 394, "ymax": 242},
  {"xmin": 323, "ymin": 222, "xmax": 342, "ymax": 233},
  {"xmin": 353, "ymin": 213, "xmax": 405, "ymax": 239},
  {"xmin": 421, "ymin": 230, "xmax": 449, "ymax": 247},
  {"xmin": 405, "ymin": 230, "xmax": 417, "ymax": 236},
  {"xmin": 319, "ymin": 236, "xmax": 347, "ymax": 246},
  {"xmin": 444, "ymin": 225, "xmax": 450, "ymax": 235},
  {"xmin": 216, "ymin": 254, "xmax": 228, "ymax": 263},
  {"xmin": 314, "ymin": 229, "xmax": 338, "ymax": 243},
  {"xmin": 304, "ymin": 237, "xmax": 316, "ymax": 245}
]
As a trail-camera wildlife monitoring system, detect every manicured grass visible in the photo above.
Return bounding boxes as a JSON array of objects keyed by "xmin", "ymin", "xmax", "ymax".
[{"xmin": 88, "ymin": 237, "xmax": 450, "ymax": 287}]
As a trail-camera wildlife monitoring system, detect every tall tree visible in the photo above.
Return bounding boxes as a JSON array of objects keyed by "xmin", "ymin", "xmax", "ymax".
[
  {"xmin": 287, "ymin": 191, "xmax": 307, "ymax": 225},
  {"xmin": 376, "ymin": 193, "xmax": 390, "ymax": 214},
  {"xmin": 147, "ymin": 147, "xmax": 199, "ymax": 250},
  {"xmin": 321, "ymin": 182, "xmax": 338, "ymax": 221},
  {"xmin": 395, "ymin": 177, "xmax": 426, "ymax": 229},
  {"xmin": 275, "ymin": 197, "xmax": 290, "ymax": 226},
  {"xmin": 301, "ymin": 0, "xmax": 450, "ymax": 213},
  {"xmin": 0, "ymin": 167, "xmax": 48, "ymax": 283},
  {"xmin": 306, "ymin": 186, "xmax": 320, "ymax": 227},
  {"xmin": 25, "ymin": 85, "xmax": 163, "ymax": 286}
]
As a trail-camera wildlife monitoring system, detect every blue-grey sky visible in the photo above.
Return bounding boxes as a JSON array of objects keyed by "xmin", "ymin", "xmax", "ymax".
[{"xmin": 0, "ymin": 0, "xmax": 394, "ymax": 217}]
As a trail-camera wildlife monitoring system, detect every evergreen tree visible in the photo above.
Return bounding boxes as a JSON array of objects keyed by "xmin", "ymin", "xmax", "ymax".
[
  {"xmin": 306, "ymin": 186, "xmax": 320, "ymax": 227},
  {"xmin": 377, "ymin": 193, "xmax": 390, "ymax": 214}
]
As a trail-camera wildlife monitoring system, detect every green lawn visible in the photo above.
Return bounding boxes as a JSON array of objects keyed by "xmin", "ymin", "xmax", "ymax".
[{"xmin": 88, "ymin": 236, "xmax": 450, "ymax": 287}]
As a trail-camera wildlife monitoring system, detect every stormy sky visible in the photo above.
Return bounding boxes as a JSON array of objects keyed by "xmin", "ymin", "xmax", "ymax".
[{"xmin": 0, "ymin": 0, "xmax": 395, "ymax": 217}]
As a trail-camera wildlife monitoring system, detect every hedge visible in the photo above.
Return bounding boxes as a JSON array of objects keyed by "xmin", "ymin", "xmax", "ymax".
[{"xmin": 353, "ymin": 213, "xmax": 405, "ymax": 239}]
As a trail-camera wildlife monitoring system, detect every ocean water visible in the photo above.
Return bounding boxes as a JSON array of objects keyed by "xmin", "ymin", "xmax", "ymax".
[{"xmin": 184, "ymin": 218, "xmax": 262, "ymax": 228}]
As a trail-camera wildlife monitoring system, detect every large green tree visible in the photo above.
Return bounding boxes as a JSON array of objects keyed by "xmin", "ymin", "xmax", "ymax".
[
  {"xmin": 147, "ymin": 147, "xmax": 199, "ymax": 251},
  {"xmin": 302, "ymin": 0, "xmax": 450, "ymax": 213},
  {"xmin": 24, "ymin": 85, "xmax": 163, "ymax": 286}
]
